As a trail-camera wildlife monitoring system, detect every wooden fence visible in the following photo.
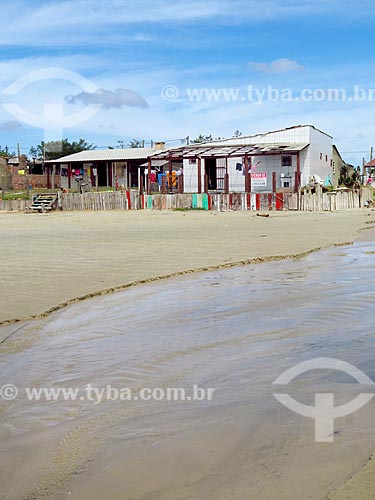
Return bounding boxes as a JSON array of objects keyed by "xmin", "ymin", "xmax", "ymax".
[
  {"xmin": 0, "ymin": 199, "xmax": 28, "ymax": 211},
  {"xmin": 300, "ymin": 186, "xmax": 372, "ymax": 211},
  {"xmin": 0, "ymin": 187, "xmax": 372, "ymax": 212},
  {"xmin": 59, "ymin": 190, "xmax": 142, "ymax": 211}
]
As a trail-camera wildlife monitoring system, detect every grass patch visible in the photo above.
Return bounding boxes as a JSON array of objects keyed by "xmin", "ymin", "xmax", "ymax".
[{"xmin": 1, "ymin": 191, "xmax": 29, "ymax": 200}]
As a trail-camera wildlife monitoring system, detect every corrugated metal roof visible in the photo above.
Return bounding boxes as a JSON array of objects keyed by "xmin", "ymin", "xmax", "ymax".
[
  {"xmin": 46, "ymin": 148, "xmax": 161, "ymax": 163},
  {"xmin": 151, "ymin": 143, "xmax": 309, "ymax": 159},
  {"xmin": 205, "ymin": 125, "xmax": 332, "ymax": 143}
]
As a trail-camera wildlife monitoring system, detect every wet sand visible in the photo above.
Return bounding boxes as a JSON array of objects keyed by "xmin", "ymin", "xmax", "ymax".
[
  {"xmin": 1, "ymin": 209, "xmax": 374, "ymax": 324},
  {"xmin": 0, "ymin": 234, "xmax": 375, "ymax": 498}
]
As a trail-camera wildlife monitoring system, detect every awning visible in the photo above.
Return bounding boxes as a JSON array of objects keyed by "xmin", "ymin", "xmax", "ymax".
[
  {"xmin": 149, "ymin": 142, "xmax": 309, "ymax": 160},
  {"xmin": 140, "ymin": 160, "xmax": 169, "ymax": 167}
]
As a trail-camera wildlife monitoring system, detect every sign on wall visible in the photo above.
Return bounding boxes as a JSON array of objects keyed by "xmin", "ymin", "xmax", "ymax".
[{"xmin": 251, "ymin": 172, "xmax": 267, "ymax": 187}]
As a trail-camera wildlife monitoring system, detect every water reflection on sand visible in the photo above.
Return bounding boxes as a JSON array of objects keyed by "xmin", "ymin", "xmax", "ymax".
[{"xmin": 1, "ymin": 242, "xmax": 375, "ymax": 500}]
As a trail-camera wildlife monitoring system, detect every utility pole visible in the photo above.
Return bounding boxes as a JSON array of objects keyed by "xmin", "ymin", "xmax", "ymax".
[{"xmin": 369, "ymin": 147, "xmax": 374, "ymax": 183}]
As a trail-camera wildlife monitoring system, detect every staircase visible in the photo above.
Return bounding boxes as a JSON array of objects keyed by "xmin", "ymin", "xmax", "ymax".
[{"xmin": 30, "ymin": 193, "xmax": 58, "ymax": 212}]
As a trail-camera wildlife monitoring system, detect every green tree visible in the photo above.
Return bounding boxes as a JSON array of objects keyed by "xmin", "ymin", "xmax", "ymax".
[
  {"xmin": 127, "ymin": 139, "xmax": 144, "ymax": 148},
  {"xmin": 30, "ymin": 139, "xmax": 96, "ymax": 161},
  {"xmin": 0, "ymin": 146, "xmax": 12, "ymax": 157},
  {"xmin": 191, "ymin": 134, "xmax": 225, "ymax": 144},
  {"xmin": 191, "ymin": 134, "xmax": 214, "ymax": 144}
]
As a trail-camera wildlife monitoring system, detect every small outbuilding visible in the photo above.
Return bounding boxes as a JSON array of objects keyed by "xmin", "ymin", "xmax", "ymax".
[{"xmin": 47, "ymin": 147, "xmax": 164, "ymax": 190}]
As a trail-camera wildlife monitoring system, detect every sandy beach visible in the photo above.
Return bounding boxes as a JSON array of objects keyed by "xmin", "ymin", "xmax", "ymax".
[{"xmin": 1, "ymin": 209, "xmax": 374, "ymax": 325}]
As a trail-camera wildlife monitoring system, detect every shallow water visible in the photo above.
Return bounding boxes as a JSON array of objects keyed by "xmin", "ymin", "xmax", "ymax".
[{"xmin": 1, "ymin": 241, "xmax": 375, "ymax": 499}]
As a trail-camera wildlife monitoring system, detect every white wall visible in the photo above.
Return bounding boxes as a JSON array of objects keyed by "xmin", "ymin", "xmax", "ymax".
[
  {"xmin": 183, "ymin": 158, "xmax": 198, "ymax": 193},
  {"xmin": 228, "ymin": 158, "xmax": 245, "ymax": 192},
  {"xmin": 301, "ymin": 127, "xmax": 333, "ymax": 186},
  {"xmin": 250, "ymin": 154, "xmax": 298, "ymax": 192}
]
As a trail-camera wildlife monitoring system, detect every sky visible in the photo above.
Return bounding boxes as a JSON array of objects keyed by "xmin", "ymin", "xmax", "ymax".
[{"xmin": 0, "ymin": 0, "xmax": 374, "ymax": 164}]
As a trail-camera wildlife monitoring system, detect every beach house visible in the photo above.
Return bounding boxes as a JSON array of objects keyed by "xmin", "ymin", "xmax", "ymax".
[{"xmin": 147, "ymin": 125, "xmax": 336, "ymax": 195}]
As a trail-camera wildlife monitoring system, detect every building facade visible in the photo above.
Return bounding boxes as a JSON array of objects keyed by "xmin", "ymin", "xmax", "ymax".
[
  {"xmin": 150, "ymin": 125, "xmax": 335, "ymax": 194},
  {"xmin": 48, "ymin": 147, "xmax": 162, "ymax": 190}
]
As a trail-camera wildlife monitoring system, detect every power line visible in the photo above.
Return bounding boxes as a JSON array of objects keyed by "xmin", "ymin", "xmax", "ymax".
[{"xmin": 341, "ymin": 151, "xmax": 372, "ymax": 154}]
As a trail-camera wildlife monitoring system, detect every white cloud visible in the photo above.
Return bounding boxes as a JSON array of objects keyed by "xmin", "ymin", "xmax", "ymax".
[
  {"xmin": 249, "ymin": 59, "xmax": 304, "ymax": 74},
  {"xmin": 0, "ymin": 120, "xmax": 23, "ymax": 131},
  {"xmin": 0, "ymin": 1, "xmax": 372, "ymax": 46},
  {"xmin": 66, "ymin": 88, "xmax": 149, "ymax": 109}
]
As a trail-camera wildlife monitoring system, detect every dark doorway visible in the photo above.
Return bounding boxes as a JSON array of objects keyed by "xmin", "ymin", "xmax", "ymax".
[
  {"xmin": 205, "ymin": 158, "xmax": 217, "ymax": 190},
  {"xmin": 97, "ymin": 163, "xmax": 107, "ymax": 186},
  {"xmin": 129, "ymin": 164, "xmax": 139, "ymax": 188}
]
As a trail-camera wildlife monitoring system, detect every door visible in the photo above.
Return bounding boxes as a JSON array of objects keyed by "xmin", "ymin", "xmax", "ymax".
[
  {"xmin": 205, "ymin": 158, "xmax": 217, "ymax": 190},
  {"xmin": 216, "ymin": 158, "xmax": 226, "ymax": 191}
]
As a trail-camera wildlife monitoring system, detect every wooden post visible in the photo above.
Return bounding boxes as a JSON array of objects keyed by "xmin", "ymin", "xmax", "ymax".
[
  {"xmin": 249, "ymin": 156, "xmax": 252, "ymax": 193},
  {"xmin": 362, "ymin": 158, "xmax": 366, "ymax": 184},
  {"xmin": 272, "ymin": 171, "xmax": 276, "ymax": 211},
  {"xmin": 197, "ymin": 157, "xmax": 202, "ymax": 194},
  {"xmin": 225, "ymin": 158, "xmax": 229, "ymax": 194},
  {"xmin": 244, "ymin": 155, "xmax": 251, "ymax": 193},
  {"xmin": 124, "ymin": 163, "xmax": 128, "ymax": 189},
  {"xmin": 244, "ymin": 155, "xmax": 248, "ymax": 192},
  {"xmin": 295, "ymin": 152, "xmax": 301, "ymax": 193},
  {"xmin": 68, "ymin": 163, "xmax": 71, "ymax": 189},
  {"xmin": 147, "ymin": 158, "xmax": 151, "ymax": 195},
  {"xmin": 52, "ymin": 164, "xmax": 56, "ymax": 190},
  {"xmin": 368, "ymin": 147, "xmax": 373, "ymax": 183},
  {"xmin": 161, "ymin": 175, "xmax": 166, "ymax": 194},
  {"xmin": 204, "ymin": 174, "xmax": 208, "ymax": 194},
  {"xmin": 224, "ymin": 173, "xmax": 229, "ymax": 194},
  {"xmin": 168, "ymin": 156, "xmax": 172, "ymax": 193}
]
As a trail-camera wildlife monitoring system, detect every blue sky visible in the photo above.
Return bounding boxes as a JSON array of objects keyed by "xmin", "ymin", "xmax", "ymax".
[{"xmin": 0, "ymin": 0, "xmax": 374, "ymax": 164}]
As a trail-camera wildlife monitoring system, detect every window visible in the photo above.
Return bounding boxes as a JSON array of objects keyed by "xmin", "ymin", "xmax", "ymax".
[{"xmin": 282, "ymin": 155, "xmax": 292, "ymax": 167}]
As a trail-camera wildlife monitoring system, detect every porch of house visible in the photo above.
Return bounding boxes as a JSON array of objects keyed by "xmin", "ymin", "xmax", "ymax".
[
  {"xmin": 58, "ymin": 159, "xmax": 147, "ymax": 191},
  {"xmin": 147, "ymin": 143, "xmax": 307, "ymax": 196}
]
